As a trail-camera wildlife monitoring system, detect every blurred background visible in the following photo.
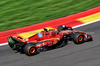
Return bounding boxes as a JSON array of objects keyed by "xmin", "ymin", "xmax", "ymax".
[{"xmin": 0, "ymin": 0, "xmax": 99, "ymax": 31}]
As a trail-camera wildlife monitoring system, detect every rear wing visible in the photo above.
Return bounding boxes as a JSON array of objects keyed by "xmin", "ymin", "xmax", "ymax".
[
  {"xmin": 8, "ymin": 36, "xmax": 24, "ymax": 50},
  {"xmin": 8, "ymin": 36, "xmax": 22, "ymax": 44}
]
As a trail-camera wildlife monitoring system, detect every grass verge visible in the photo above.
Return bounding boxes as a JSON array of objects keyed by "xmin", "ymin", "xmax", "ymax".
[{"xmin": 0, "ymin": 0, "xmax": 100, "ymax": 31}]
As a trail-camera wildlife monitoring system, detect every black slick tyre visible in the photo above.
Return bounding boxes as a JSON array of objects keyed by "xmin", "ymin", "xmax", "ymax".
[
  {"xmin": 72, "ymin": 32, "xmax": 84, "ymax": 44},
  {"xmin": 24, "ymin": 43, "xmax": 37, "ymax": 56}
]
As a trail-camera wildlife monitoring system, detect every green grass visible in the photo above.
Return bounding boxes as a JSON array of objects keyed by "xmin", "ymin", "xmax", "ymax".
[{"xmin": 0, "ymin": 0, "xmax": 100, "ymax": 31}]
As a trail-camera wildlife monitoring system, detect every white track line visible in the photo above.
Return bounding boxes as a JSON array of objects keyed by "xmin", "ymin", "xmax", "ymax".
[
  {"xmin": 73, "ymin": 19, "xmax": 100, "ymax": 29},
  {"xmin": 0, "ymin": 43, "xmax": 8, "ymax": 46},
  {"xmin": 0, "ymin": 19, "xmax": 100, "ymax": 46}
]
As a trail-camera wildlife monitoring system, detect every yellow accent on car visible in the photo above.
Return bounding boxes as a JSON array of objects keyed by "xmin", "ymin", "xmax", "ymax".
[
  {"xmin": 77, "ymin": 12, "xmax": 100, "ymax": 23},
  {"xmin": 17, "ymin": 27, "xmax": 54, "ymax": 39}
]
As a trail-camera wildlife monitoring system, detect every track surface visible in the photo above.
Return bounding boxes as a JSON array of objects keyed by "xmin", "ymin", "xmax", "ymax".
[{"xmin": 0, "ymin": 21, "xmax": 100, "ymax": 66}]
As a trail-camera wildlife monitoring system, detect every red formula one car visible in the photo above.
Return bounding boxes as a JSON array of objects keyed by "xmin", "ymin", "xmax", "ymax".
[{"xmin": 8, "ymin": 25, "xmax": 93, "ymax": 56}]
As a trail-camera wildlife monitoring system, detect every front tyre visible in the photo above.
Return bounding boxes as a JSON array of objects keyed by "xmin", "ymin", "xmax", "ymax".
[
  {"xmin": 24, "ymin": 43, "xmax": 37, "ymax": 56},
  {"xmin": 73, "ymin": 32, "xmax": 84, "ymax": 44}
]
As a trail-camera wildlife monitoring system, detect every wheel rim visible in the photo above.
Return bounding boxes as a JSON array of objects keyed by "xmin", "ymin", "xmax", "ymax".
[
  {"xmin": 30, "ymin": 47, "xmax": 35, "ymax": 54},
  {"xmin": 78, "ymin": 36, "xmax": 83, "ymax": 42}
]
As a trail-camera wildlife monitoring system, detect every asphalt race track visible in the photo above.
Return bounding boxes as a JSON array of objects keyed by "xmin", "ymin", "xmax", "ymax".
[{"xmin": 0, "ymin": 21, "xmax": 100, "ymax": 66}]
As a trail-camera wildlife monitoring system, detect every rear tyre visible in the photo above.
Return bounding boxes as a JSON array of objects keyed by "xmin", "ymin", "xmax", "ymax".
[
  {"xmin": 72, "ymin": 32, "xmax": 84, "ymax": 44},
  {"xmin": 24, "ymin": 43, "xmax": 37, "ymax": 56}
]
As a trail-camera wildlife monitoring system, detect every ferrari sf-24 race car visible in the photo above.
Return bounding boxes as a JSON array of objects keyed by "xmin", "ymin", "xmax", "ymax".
[{"xmin": 8, "ymin": 25, "xmax": 93, "ymax": 56}]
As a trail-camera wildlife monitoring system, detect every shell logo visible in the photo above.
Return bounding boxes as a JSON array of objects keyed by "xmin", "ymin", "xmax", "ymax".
[{"xmin": 53, "ymin": 40, "xmax": 58, "ymax": 44}]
